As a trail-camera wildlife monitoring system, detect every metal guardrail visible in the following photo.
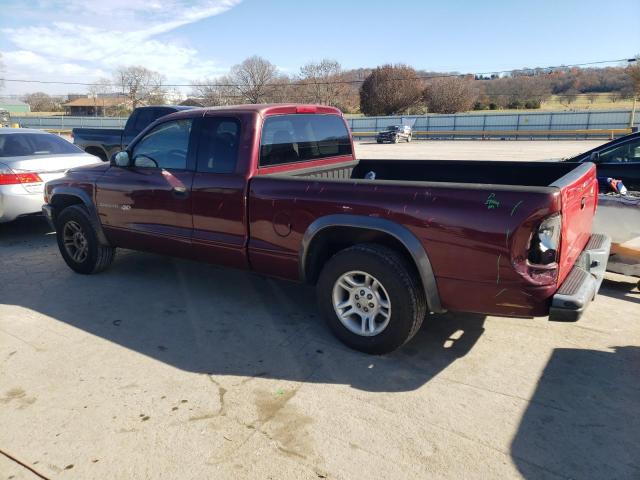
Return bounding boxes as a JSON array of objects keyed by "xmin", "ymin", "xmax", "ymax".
[
  {"xmin": 11, "ymin": 115, "xmax": 127, "ymax": 130},
  {"xmin": 347, "ymin": 109, "xmax": 638, "ymax": 139},
  {"xmin": 353, "ymin": 128, "xmax": 632, "ymax": 140}
]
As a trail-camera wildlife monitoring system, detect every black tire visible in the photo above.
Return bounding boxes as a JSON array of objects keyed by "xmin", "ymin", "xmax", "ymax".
[
  {"xmin": 376, "ymin": 139, "xmax": 382, "ymax": 144},
  {"xmin": 55, "ymin": 205, "xmax": 115, "ymax": 274},
  {"xmin": 393, "ymin": 136, "xmax": 399, "ymax": 144},
  {"xmin": 86, "ymin": 148, "xmax": 108, "ymax": 162},
  {"xmin": 317, "ymin": 243, "xmax": 426, "ymax": 354}
]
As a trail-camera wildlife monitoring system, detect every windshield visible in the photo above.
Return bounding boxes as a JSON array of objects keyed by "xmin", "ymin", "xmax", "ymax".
[
  {"xmin": 0, "ymin": 133, "xmax": 83, "ymax": 157},
  {"xmin": 386, "ymin": 126, "xmax": 400, "ymax": 131}
]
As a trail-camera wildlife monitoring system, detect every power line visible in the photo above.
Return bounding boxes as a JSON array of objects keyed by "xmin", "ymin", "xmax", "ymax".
[{"xmin": 0, "ymin": 57, "xmax": 634, "ymax": 88}]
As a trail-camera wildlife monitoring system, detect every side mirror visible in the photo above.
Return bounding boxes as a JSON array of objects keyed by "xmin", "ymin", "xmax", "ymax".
[
  {"xmin": 112, "ymin": 151, "xmax": 130, "ymax": 167},
  {"xmin": 589, "ymin": 151, "xmax": 599, "ymax": 163}
]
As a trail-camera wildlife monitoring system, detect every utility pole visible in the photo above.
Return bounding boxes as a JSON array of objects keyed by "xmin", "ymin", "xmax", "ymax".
[{"xmin": 629, "ymin": 58, "xmax": 638, "ymax": 131}]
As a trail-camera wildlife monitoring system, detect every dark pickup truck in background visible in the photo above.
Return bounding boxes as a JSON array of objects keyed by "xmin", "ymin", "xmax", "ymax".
[
  {"xmin": 72, "ymin": 105, "xmax": 194, "ymax": 161},
  {"xmin": 43, "ymin": 104, "xmax": 610, "ymax": 354}
]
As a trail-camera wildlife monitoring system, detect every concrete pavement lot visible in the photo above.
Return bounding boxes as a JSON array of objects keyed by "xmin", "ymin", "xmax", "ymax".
[
  {"xmin": 354, "ymin": 139, "xmax": 607, "ymax": 160},
  {"xmin": 1, "ymin": 141, "xmax": 639, "ymax": 479}
]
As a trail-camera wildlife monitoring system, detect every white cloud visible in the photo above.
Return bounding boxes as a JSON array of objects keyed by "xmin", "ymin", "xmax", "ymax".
[{"xmin": 1, "ymin": 0, "xmax": 241, "ymax": 94}]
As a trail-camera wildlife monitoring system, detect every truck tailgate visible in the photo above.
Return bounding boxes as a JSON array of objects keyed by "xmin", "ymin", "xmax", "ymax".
[{"xmin": 553, "ymin": 163, "xmax": 598, "ymax": 284}]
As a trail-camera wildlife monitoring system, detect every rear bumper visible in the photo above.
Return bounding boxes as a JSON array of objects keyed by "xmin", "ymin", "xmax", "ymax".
[
  {"xmin": 549, "ymin": 233, "xmax": 611, "ymax": 322},
  {"xmin": 42, "ymin": 204, "xmax": 55, "ymax": 229},
  {"xmin": 0, "ymin": 185, "xmax": 45, "ymax": 223}
]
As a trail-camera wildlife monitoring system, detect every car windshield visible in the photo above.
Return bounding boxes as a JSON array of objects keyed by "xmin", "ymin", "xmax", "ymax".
[
  {"xmin": 386, "ymin": 126, "xmax": 400, "ymax": 131},
  {"xmin": 0, "ymin": 133, "xmax": 83, "ymax": 157}
]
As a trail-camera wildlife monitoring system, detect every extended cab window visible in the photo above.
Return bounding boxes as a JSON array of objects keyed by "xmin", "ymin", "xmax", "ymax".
[
  {"xmin": 131, "ymin": 119, "xmax": 193, "ymax": 170},
  {"xmin": 260, "ymin": 114, "xmax": 352, "ymax": 167},
  {"xmin": 598, "ymin": 138, "xmax": 640, "ymax": 163},
  {"xmin": 196, "ymin": 117, "xmax": 240, "ymax": 174}
]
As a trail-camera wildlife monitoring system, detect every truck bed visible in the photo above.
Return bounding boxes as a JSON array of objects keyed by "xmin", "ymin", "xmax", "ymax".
[
  {"xmin": 270, "ymin": 158, "xmax": 585, "ymax": 189},
  {"xmin": 250, "ymin": 158, "xmax": 597, "ymax": 317}
]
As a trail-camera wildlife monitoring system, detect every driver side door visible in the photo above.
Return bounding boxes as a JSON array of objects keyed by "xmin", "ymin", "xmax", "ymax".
[{"xmin": 96, "ymin": 118, "xmax": 196, "ymax": 257}]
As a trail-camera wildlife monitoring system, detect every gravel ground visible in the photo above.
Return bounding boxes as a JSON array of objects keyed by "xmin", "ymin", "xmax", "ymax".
[{"xmin": 1, "ymin": 140, "xmax": 638, "ymax": 480}]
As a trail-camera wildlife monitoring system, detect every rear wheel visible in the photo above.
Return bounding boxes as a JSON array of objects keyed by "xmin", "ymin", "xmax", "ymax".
[
  {"xmin": 56, "ymin": 205, "xmax": 115, "ymax": 274},
  {"xmin": 86, "ymin": 148, "xmax": 107, "ymax": 162},
  {"xmin": 317, "ymin": 244, "xmax": 426, "ymax": 354}
]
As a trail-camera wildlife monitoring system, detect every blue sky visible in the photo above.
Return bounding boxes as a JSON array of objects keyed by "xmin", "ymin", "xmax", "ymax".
[{"xmin": 0, "ymin": 0, "xmax": 638, "ymax": 95}]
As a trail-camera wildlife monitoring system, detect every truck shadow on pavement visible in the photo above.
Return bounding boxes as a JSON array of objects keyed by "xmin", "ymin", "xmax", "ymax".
[
  {"xmin": 511, "ymin": 345, "xmax": 640, "ymax": 479},
  {"xmin": 1, "ymin": 217, "xmax": 485, "ymax": 393},
  {"xmin": 599, "ymin": 277, "xmax": 640, "ymax": 305}
]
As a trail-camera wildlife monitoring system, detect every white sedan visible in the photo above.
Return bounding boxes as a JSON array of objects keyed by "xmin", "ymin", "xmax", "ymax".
[{"xmin": 0, "ymin": 129, "xmax": 100, "ymax": 223}]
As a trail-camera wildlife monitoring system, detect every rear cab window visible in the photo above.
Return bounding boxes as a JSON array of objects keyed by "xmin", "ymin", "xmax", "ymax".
[{"xmin": 259, "ymin": 114, "xmax": 352, "ymax": 167}]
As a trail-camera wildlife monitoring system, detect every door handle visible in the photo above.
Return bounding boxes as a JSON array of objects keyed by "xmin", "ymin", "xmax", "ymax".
[{"xmin": 172, "ymin": 186, "xmax": 189, "ymax": 198}]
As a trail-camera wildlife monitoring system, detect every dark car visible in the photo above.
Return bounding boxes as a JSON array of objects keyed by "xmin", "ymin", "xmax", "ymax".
[
  {"xmin": 72, "ymin": 105, "xmax": 195, "ymax": 161},
  {"xmin": 568, "ymin": 131, "xmax": 640, "ymax": 191},
  {"xmin": 43, "ymin": 104, "xmax": 608, "ymax": 354},
  {"xmin": 376, "ymin": 125, "xmax": 412, "ymax": 143}
]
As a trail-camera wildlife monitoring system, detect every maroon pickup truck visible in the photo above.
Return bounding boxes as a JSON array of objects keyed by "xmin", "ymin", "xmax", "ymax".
[{"xmin": 43, "ymin": 104, "xmax": 610, "ymax": 354}]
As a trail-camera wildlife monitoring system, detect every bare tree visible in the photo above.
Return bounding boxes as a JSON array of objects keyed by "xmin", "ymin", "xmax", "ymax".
[
  {"xmin": 627, "ymin": 56, "xmax": 640, "ymax": 99},
  {"xmin": 586, "ymin": 92, "xmax": 599, "ymax": 104},
  {"xmin": 113, "ymin": 66, "xmax": 166, "ymax": 109},
  {"xmin": 298, "ymin": 59, "xmax": 349, "ymax": 107},
  {"xmin": 359, "ymin": 64, "xmax": 422, "ymax": 116},
  {"xmin": 609, "ymin": 91, "xmax": 621, "ymax": 103},
  {"xmin": 229, "ymin": 55, "xmax": 278, "ymax": 104},
  {"xmin": 23, "ymin": 92, "xmax": 61, "ymax": 112},
  {"xmin": 557, "ymin": 89, "xmax": 579, "ymax": 107},
  {"xmin": 264, "ymin": 75, "xmax": 295, "ymax": 103},
  {"xmin": 190, "ymin": 76, "xmax": 238, "ymax": 106},
  {"xmin": 423, "ymin": 77, "xmax": 477, "ymax": 113},
  {"xmin": 87, "ymin": 77, "xmax": 114, "ymax": 98}
]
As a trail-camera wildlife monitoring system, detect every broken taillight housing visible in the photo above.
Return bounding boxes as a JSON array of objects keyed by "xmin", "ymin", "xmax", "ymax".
[
  {"xmin": 526, "ymin": 213, "xmax": 562, "ymax": 284},
  {"xmin": 528, "ymin": 213, "xmax": 562, "ymax": 265}
]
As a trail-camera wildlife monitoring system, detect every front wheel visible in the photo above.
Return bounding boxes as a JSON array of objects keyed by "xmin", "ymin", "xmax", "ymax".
[
  {"xmin": 56, "ymin": 205, "xmax": 115, "ymax": 274},
  {"xmin": 407, "ymin": 135, "xmax": 412, "ymax": 142},
  {"xmin": 317, "ymin": 244, "xmax": 426, "ymax": 354}
]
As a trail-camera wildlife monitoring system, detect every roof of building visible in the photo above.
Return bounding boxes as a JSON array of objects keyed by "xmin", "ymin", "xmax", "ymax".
[{"xmin": 63, "ymin": 97, "xmax": 127, "ymax": 107}]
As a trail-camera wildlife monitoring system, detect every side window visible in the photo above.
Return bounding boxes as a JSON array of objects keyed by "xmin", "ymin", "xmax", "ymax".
[
  {"xmin": 599, "ymin": 139, "xmax": 640, "ymax": 163},
  {"xmin": 131, "ymin": 119, "xmax": 193, "ymax": 170},
  {"xmin": 196, "ymin": 117, "xmax": 240, "ymax": 174},
  {"xmin": 260, "ymin": 114, "xmax": 352, "ymax": 167}
]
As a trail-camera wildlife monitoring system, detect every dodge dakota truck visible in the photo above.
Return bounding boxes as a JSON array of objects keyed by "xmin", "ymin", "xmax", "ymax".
[
  {"xmin": 43, "ymin": 104, "xmax": 610, "ymax": 354},
  {"xmin": 72, "ymin": 105, "xmax": 194, "ymax": 162}
]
